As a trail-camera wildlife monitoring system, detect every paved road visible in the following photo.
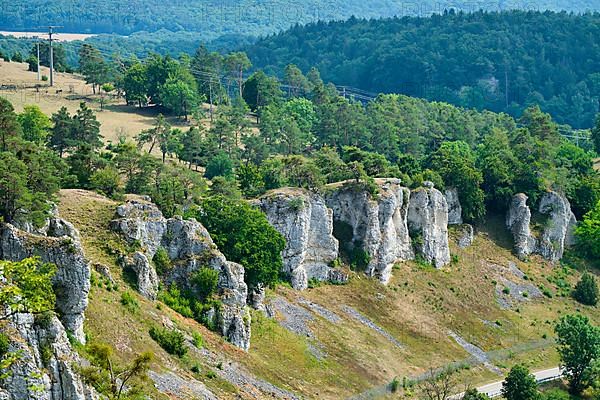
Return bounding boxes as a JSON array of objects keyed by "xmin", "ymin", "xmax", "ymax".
[{"xmin": 455, "ymin": 367, "xmax": 563, "ymax": 398}]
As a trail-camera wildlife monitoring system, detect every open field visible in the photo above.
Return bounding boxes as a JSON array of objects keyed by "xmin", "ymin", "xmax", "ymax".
[
  {"xmin": 0, "ymin": 59, "xmax": 189, "ymax": 145},
  {"xmin": 56, "ymin": 189, "xmax": 600, "ymax": 399},
  {"xmin": 0, "ymin": 31, "xmax": 96, "ymax": 41}
]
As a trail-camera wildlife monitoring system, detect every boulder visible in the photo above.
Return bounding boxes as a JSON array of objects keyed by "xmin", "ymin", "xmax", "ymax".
[
  {"xmin": 537, "ymin": 191, "xmax": 577, "ymax": 262},
  {"xmin": 123, "ymin": 252, "xmax": 159, "ymax": 300},
  {"xmin": 112, "ymin": 200, "xmax": 251, "ymax": 350},
  {"xmin": 457, "ymin": 224, "xmax": 474, "ymax": 248},
  {"xmin": 0, "ymin": 221, "xmax": 90, "ymax": 343},
  {"xmin": 407, "ymin": 182, "xmax": 450, "ymax": 268},
  {"xmin": 1, "ymin": 313, "xmax": 99, "ymax": 400},
  {"xmin": 445, "ymin": 188, "xmax": 463, "ymax": 225},
  {"xmin": 506, "ymin": 193, "xmax": 537, "ymax": 260},
  {"xmin": 256, "ymin": 189, "xmax": 342, "ymax": 290},
  {"xmin": 326, "ymin": 179, "xmax": 414, "ymax": 284}
]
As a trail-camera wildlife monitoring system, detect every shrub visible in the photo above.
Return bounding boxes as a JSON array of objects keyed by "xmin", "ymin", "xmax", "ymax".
[
  {"xmin": 503, "ymin": 287, "xmax": 511, "ymax": 295},
  {"xmin": 149, "ymin": 326, "xmax": 187, "ymax": 357},
  {"xmin": 40, "ymin": 342, "xmax": 53, "ymax": 366},
  {"xmin": 192, "ymin": 332, "xmax": 204, "ymax": 349},
  {"xmin": 120, "ymin": 291, "xmax": 139, "ymax": 313},
  {"xmin": 573, "ymin": 272, "xmax": 598, "ymax": 306},
  {"xmin": 152, "ymin": 247, "xmax": 172, "ymax": 276},
  {"xmin": 90, "ymin": 166, "xmax": 123, "ymax": 199},
  {"xmin": 191, "ymin": 267, "xmax": 219, "ymax": 302},
  {"xmin": 41, "ymin": 75, "xmax": 48, "ymax": 81},
  {"xmin": 390, "ymin": 377, "xmax": 400, "ymax": 393},
  {"xmin": 158, "ymin": 285, "xmax": 194, "ymax": 318},
  {"xmin": 0, "ymin": 332, "xmax": 9, "ymax": 358}
]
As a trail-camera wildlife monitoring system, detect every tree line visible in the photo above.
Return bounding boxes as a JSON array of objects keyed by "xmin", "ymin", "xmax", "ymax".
[{"xmin": 246, "ymin": 10, "xmax": 600, "ymax": 129}]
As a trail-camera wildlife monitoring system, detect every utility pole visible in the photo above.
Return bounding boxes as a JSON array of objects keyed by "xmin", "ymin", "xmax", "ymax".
[
  {"xmin": 36, "ymin": 38, "xmax": 41, "ymax": 81},
  {"xmin": 46, "ymin": 26, "xmax": 62, "ymax": 87}
]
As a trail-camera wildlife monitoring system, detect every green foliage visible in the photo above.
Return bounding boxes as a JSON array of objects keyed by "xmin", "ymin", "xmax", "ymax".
[
  {"xmin": 575, "ymin": 201, "xmax": 600, "ymax": 259},
  {"xmin": 462, "ymin": 388, "xmax": 491, "ymax": 400},
  {"xmin": 0, "ymin": 332, "xmax": 9, "ymax": 358},
  {"xmin": 192, "ymin": 332, "xmax": 204, "ymax": 349},
  {"xmin": 0, "ymin": 258, "xmax": 56, "ymax": 319},
  {"xmin": 192, "ymin": 196, "xmax": 285, "ymax": 288},
  {"xmin": 158, "ymin": 285, "xmax": 194, "ymax": 319},
  {"xmin": 573, "ymin": 272, "xmax": 599, "ymax": 306},
  {"xmin": 120, "ymin": 291, "xmax": 139, "ymax": 313},
  {"xmin": 249, "ymin": 11, "xmax": 600, "ymax": 129},
  {"xmin": 17, "ymin": 105, "xmax": 51, "ymax": 144},
  {"xmin": 149, "ymin": 326, "xmax": 187, "ymax": 357},
  {"xmin": 205, "ymin": 152, "xmax": 234, "ymax": 180},
  {"xmin": 82, "ymin": 342, "xmax": 153, "ymax": 399},
  {"xmin": 152, "ymin": 247, "xmax": 172, "ymax": 276},
  {"xmin": 429, "ymin": 141, "xmax": 485, "ymax": 222},
  {"xmin": 501, "ymin": 364, "xmax": 540, "ymax": 400},
  {"xmin": 191, "ymin": 267, "xmax": 219, "ymax": 303},
  {"xmin": 90, "ymin": 166, "xmax": 122, "ymax": 199},
  {"xmin": 555, "ymin": 314, "xmax": 600, "ymax": 394}
]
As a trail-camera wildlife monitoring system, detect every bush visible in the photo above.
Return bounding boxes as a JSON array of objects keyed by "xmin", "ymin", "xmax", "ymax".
[
  {"xmin": 205, "ymin": 151, "xmax": 233, "ymax": 179},
  {"xmin": 120, "ymin": 291, "xmax": 139, "ymax": 313},
  {"xmin": 152, "ymin": 247, "xmax": 172, "ymax": 276},
  {"xmin": 90, "ymin": 166, "xmax": 123, "ymax": 199},
  {"xmin": 158, "ymin": 285, "xmax": 194, "ymax": 318},
  {"xmin": 573, "ymin": 272, "xmax": 598, "ymax": 306},
  {"xmin": 191, "ymin": 196, "xmax": 285, "ymax": 288},
  {"xmin": 390, "ymin": 377, "xmax": 400, "ymax": 393},
  {"xmin": 192, "ymin": 332, "xmax": 204, "ymax": 349},
  {"xmin": 149, "ymin": 326, "xmax": 187, "ymax": 357},
  {"xmin": 41, "ymin": 75, "xmax": 48, "ymax": 82},
  {"xmin": 191, "ymin": 267, "xmax": 219, "ymax": 302},
  {"xmin": 0, "ymin": 332, "xmax": 9, "ymax": 358}
]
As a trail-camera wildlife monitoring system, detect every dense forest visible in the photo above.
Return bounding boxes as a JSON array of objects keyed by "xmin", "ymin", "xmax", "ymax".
[
  {"xmin": 247, "ymin": 11, "xmax": 600, "ymax": 128},
  {"xmin": 1, "ymin": 0, "xmax": 599, "ymax": 36}
]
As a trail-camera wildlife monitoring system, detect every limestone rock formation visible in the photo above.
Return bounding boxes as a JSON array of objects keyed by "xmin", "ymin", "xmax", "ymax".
[
  {"xmin": 537, "ymin": 191, "xmax": 577, "ymax": 262},
  {"xmin": 506, "ymin": 192, "xmax": 576, "ymax": 262},
  {"xmin": 457, "ymin": 224, "xmax": 474, "ymax": 248},
  {"xmin": 506, "ymin": 193, "xmax": 537, "ymax": 260},
  {"xmin": 256, "ymin": 189, "xmax": 343, "ymax": 290},
  {"xmin": 1, "ymin": 313, "xmax": 98, "ymax": 400},
  {"xmin": 445, "ymin": 188, "xmax": 463, "ymax": 225},
  {"xmin": 123, "ymin": 251, "xmax": 159, "ymax": 300},
  {"xmin": 326, "ymin": 179, "xmax": 414, "ymax": 284},
  {"xmin": 111, "ymin": 199, "xmax": 251, "ymax": 350},
  {"xmin": 0, "ymin": 219, "xmax": 90, "ymax": 343},
  {"xmin": 407, "ymin": 182, "xmax": 451, "ymax": 268}
]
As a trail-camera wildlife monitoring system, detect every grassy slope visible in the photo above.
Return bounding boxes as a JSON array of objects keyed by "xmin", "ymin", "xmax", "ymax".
[{"xmin": 57, "ymin": 189, "xmax": 599, "ymax": 399}]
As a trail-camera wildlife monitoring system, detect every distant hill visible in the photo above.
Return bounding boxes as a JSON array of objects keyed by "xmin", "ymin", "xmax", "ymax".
[
  {"xmin": 246, "ymin": 10, "xmax": 600, "ymax": 129},
  {"xmin": 1, "ymin": 0, "xmax": 600, "ymax": 37}
]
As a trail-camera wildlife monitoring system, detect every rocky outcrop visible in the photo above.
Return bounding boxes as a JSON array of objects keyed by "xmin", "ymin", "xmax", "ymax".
[
  {"xmin": 445, "ymin": 188, "xmax": 463, "ymax": 225},
  {"xmin": 457, "ymin": 224, "xmax": 474, "ymax": 249},
  {"xmin": 506, "ymin": 193, "xmax": 537, "ymax": 260},
  {"xmin": 326, "ymin": 179, "xmax": 414, "ymax": 284},
  {"xmin": 256, "ymin": 189, "xmax": 344, "ymax": 290},
  {"xmin": 407, "ymin": 182, "xmax": 451, "ymax": 268},
  {"xmin": 506, "ymin": 191, "xmax": 576, "ymax": 262},
  {"xmin": 123, "ymin": 251, "xmax": 159, "ymax": 300},
  {"xmin": 1, "ymin": 313, "xmax": 98, "ymax": 400},
  {"xmin": 537, "ymin": 191, "xmax": 577, "ymax": 262},
  {"xmin": 111, "ymin": 199, "xmax": 251, "ymax": 350},
  {"xmin": 0, "ymin": 218, "xmax": 90, "ymax": 344}
]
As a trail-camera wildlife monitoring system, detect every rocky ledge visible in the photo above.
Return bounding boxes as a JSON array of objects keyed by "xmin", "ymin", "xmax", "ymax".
[
  {"xmin": 506, "ymin": 191, "xmax": 576, "ymax": 262},
  {"xmin": 111, "ymin": 198, "xmax": 251, "ymax": 350},
  {"xmin": 256, "ymin": 188, "xmax": 345, "ymax": 290}
]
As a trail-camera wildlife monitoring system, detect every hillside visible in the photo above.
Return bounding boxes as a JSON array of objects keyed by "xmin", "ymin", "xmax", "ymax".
[
  {"xmin": 1, "ymin": 0, "xmax": 600, "ymax": 37},
  {"xmin": 54, "ymin": 188, "xmax": 598, "ymax": 399},
  {"xmin": 246, "ymin": 10, "xmax": 600, "ymax": 129}
]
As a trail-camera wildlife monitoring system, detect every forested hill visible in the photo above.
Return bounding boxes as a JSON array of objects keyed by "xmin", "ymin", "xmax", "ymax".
[
  {"xmin": 2, "ymin": 0, "xmax": 600, "ymax": 37},
  {"xmin": 246, "ymin": 11, "xmax": 600, "ymax": 129}
]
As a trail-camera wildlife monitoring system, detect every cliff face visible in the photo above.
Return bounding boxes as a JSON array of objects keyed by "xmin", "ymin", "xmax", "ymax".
[
  {"xmin": 1, "ymin": 212, "xmax": 97, "ymax": 399},
  {"xmin": 506, "ymin": 191, "xmax": 576, "ymax": 262},
  {"xmin": 407, "ymin": 182, "xmax": 451, "ymax": 268},
  {"xmin": 1, "ymin": 314, "xmax": 98, "ymax": 400},
  {"xmin": 326, "ymin": 179, "xmax": 414, "ymax": 284},
  {"xmin": 111, "ymin": 199, "xmax": 251, "ymax": 351},
  {"xmin": 256, "ymin": 189, "xmax": 343, "ymax": 290},
  {"xmin": 0, "ymin": 217, "xmax": 90, "ymax": 344}
]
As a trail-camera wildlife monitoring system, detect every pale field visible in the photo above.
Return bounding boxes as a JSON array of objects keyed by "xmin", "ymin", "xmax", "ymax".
[
  {"xmin": 0, "ymin": 60, "xmax": 190, "ymax": 146},
  {"xmin": 0, "ymin": 31, "xmax": 96, "ymax": 42}
]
